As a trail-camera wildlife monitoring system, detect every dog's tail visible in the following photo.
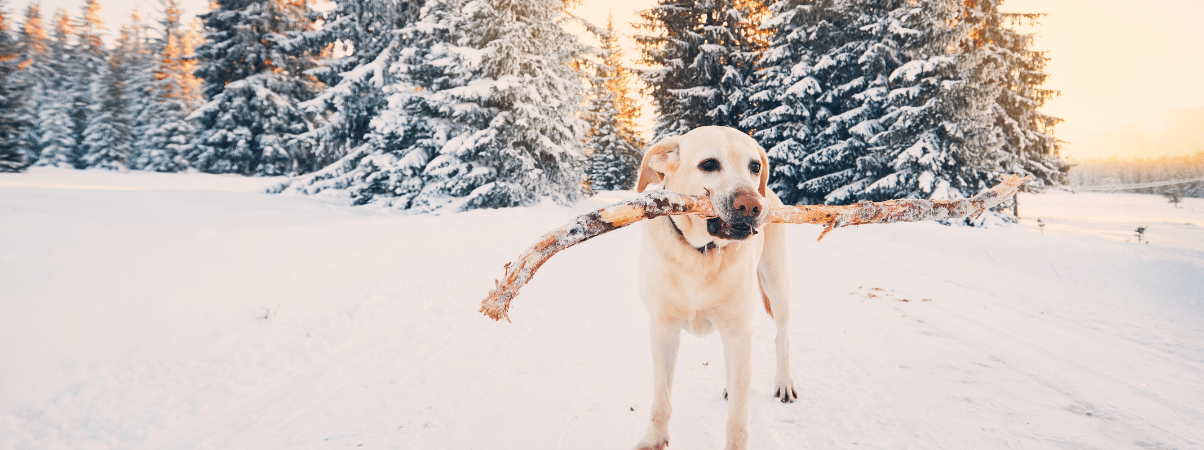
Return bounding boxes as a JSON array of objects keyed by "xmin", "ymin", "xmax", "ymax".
[{"xmin": 757, "ymin": 275, "xmax": 773, "ymax": 319}]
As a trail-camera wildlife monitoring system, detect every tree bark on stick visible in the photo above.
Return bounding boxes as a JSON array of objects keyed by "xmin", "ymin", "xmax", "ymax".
[{"xmin": 480, "ymin": 175, "xmax": 1029, "ymax": 322}]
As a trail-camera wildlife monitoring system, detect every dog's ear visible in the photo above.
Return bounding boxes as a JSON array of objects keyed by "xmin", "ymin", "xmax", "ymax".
[
  {"xmin": 757, "ymin": 144, "xmax": 770, "ymax": 197},
  {"xmin": 636, "ymin": 136, "xmax": 682, "ymax": 193}
]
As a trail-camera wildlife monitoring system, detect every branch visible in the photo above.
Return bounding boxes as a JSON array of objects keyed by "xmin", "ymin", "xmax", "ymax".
[
  {"xmin": 480, "ymin": 175, "xmax": 1029, "ymax": 321},
  {"xmin": 772, "ymin": 174, "xmax": 1030, "ymax": 240}
]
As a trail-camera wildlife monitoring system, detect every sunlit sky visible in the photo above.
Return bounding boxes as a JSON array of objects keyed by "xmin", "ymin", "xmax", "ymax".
[{"xmin": 15, "ymin": 0, "xmax": 1204, "ymax": 160}]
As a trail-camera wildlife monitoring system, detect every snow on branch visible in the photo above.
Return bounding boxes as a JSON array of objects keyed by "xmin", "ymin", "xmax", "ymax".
[{"xmin": 479, "ymin": 175, "xmax": 1029, "ymax": 322}]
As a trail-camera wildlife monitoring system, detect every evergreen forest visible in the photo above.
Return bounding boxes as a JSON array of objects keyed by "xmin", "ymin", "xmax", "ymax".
[{"xmin": 0, "ymin": 0, "xmax": 1071, "ymax": 212}]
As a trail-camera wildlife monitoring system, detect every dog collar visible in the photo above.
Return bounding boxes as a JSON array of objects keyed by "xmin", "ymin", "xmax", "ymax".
[{"xmin": 667, "ymin": 216, "xmax": 719, "ymax": 255}]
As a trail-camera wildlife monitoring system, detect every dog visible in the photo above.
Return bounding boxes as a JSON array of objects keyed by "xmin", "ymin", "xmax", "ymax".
[{"xmin": 632, "ymin": 126, "xmax": 796, "ymax": 450}]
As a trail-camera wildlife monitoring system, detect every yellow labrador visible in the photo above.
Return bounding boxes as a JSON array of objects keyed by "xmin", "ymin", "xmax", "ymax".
[{"xmin": 633, "ymin": 126, "xmax": 796, "ymax": 450}]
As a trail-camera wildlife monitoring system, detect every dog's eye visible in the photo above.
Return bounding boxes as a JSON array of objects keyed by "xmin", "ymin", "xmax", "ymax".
[
  {"xmin": 749, "ymin": 161, "xmax": 762, "ymax": 174},
  {"xmin": 698, "ymin": 158, "xmax": 721, "ymax": 173}
]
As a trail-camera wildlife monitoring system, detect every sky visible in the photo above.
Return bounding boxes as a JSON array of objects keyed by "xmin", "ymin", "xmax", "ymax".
[
  {"xmin": 14, "ymin": 0, "xmax": 1204, "ymax": 160},
  {"xmin": 1001, "ymin": 0, "xmax": 1204, "ymax": 160}
]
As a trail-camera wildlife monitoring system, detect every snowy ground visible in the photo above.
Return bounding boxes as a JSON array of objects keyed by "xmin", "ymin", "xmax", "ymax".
[
  {"xmin": 1016, "ymin": 189, "xmax": 1204, "ymax": 252},
  {"xmin": 1, "ymin": 168, "xmax": 1202, "ymax": 450}
]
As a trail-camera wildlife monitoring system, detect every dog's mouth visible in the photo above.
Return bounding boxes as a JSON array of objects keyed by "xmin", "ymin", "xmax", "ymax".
[{"xmin": 706, "ymin": 217, "xmax": 756, "ymax": 240}]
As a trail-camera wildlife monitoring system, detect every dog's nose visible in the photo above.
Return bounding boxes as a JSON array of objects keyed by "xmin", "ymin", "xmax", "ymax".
[{"xmin": 732, "ymin": 192, "xmax": 762, "ymax": 217}]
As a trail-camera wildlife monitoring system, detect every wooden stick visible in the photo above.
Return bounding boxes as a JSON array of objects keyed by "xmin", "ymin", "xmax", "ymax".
[
  {"xmin": 480, "ymin": 175, "xmax": 1029, "ymax": 321},
  {"xmin": 771, "ymin": 174, "xmax": 1030, "ymax": 241}
]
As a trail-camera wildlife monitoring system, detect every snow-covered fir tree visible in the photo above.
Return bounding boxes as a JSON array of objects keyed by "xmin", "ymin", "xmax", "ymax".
[
  {"xmin": 73, "ymin": 1, "xmax": 108, "ymax": 125},
  {"xmin": 635, "ymin": 0, "xmax": 765, "ymax": 141},
  {"xmin": 133, "ymin": 32, "xmax": 194, "ymax": 171},
  {"xmin": 280, "ymin": 0, "xmax": 473, "ymax": 208},
  {"xmin": 75, "ymin": 0, "xmax": 123, "ymax": 170},
  {"xmin": 978, "ymin": 6, "xmax": 1067, "ymax": 188},
  {"xmin": 130, "ymin": 0, "xmax": 200, "ymax": 172},
  {"xmin": 746, "ymin": 0, "xmax": 911, "ymax": 204},
  {"xmin": 33, "ymin": 8, "xmax": 78, "ymax": 169},
  {"xmin": 583, "ymin": 13, "xmax": 643, "ymax": 191},
  {"xmin": 288, "ymin": 0, "xmax": 421, "ymax": 168},
  {"xmin": 741, "ymin": 0, "xmax": 834, "ymax": 203},
  {"xmin": 80, "ymin": 53, "xmax": 131, "ymax": 171},
  {"xmin": 115, "ymin": 9, "xmax": 154, "ymax": 168},
  {"xmin": 415, "ymin": 0, "xmax": 590, "ymax": 209},
  {"xmin": 283, "ymin": 0, "xmax": 590, "ymax": 212},
  {"xmin": 745, "ymin": 0, "xmax": 1008, "ymax": 205},
  {"xmin": 189, "ymin": 0, "xmax": 322, "ymax": 176},
  {"xmin": 746, "ymin": 0, "xmax": 1064, "ymax": 208},
  {"xmin": 8, "ymin": 3, "xmax": 50, "ymax": 167},
  {"xmin": 853, "ymin": 1, "xmax": 1003, "ymax": 204},
  {"xmin": 0, "ymin": 0, "xmax": 28, "ymax": 172}
]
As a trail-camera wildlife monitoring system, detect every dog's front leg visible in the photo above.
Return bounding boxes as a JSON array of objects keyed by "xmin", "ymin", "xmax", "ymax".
[
  {"xmin": 635, "ymin": 320, "xmax": 681, "ymax": 450},
  {"xmin": 718, "ymin": 321, "xmax": 753, "ymax": 450},
  {"xmin": 759, "ymin": 223, "xmax": 798, "ymax": 402}
]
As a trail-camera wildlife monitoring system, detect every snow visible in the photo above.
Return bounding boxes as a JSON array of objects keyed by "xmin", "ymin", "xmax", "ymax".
[
  {"xmin": 918, "ymin": 170, "xmax": 935, "ymax": 193},
  {"xmin": 783, "ymin": 77, "xmax": 821, "ymax": 97},
  {"xmin": 1017, "ymin": 189, "xmax": 1204, "ymax": 252},
  {"xmin": 2, "ymin": 168, "xmax": 1202, "ymax": 449},
  {"xmin": 889, "ymin": 59, "xmax": 936, "ymax": 84}
]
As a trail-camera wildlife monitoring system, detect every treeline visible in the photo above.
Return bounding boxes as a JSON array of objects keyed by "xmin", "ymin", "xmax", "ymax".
[
  {"xmin": 0, "ymin": 0, "xmax": 1065, "ymax": 213},
  {"xmin": 0, "ymin": 0, "xmax": 201, "ymax": 173},
  {"xmin": 1067, "ymin": 153, "xmax": 1204, "ymax": 198},
  {"xmin": 741, "ymin": 0, "xmax": 1067, "ymax": 205}
]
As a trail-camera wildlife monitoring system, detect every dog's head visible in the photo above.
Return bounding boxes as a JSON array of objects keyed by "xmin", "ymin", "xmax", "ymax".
[{"xmin": 636, "ymin": 126, "xmax": 770, "ymax": 244}]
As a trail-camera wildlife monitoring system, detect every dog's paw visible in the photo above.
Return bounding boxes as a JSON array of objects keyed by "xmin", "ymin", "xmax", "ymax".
[
  {"xmin": 774, "ymin": 379, "xmax": 798, "ymax": 403},
  {"xmin": 633, "ymin": 437, "xmax": 669, "ymax": 450}
]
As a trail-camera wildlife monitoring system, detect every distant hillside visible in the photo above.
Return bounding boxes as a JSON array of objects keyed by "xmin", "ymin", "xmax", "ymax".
[{"xmin": 1066, "ymin": 152, "xmax": 1204, "ymax": 198}]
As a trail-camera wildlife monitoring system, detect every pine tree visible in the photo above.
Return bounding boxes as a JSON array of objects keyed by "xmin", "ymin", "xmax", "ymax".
[
  {"xmin": 744, "ymin": 0, "xmax": 906, "ymax": 204},
  {"xmin": 583, "ymin": 14, "xmax": 644, "ymax": 191},
  {"xmin": 80, "ymin": 56, "xmax": 131, "ymax": 171},
  {"xmin": 287, "ymin": 0, "xmax": 421, "ymax": 169},
  {"xmin": 135, "ymin": 32, "xmax": 193, "ymax": 172},
  {"xmin": 33, "ymin": 8, "xmax": 77, "ymax": 169},
  {"xmin": 453, "ymin": 0, "xmax": 592, "ymax": 208},
  {"xmin": 189, "ymin": 0, "xmax": 321, "ymax": 176},
  {"xmin": 8, "ymin": 3, "xmax": 49, "ymax": 167},
  {"xmin": 411, "ymin": 0, "xmax": 590, "ymax": 210},
  {"xmin": 74, "ymin": 0, "xmax": 125, "ymax": 170},
  {"xmin": 742, "ymin": 0, "xmax": 838, "ymax": 203},
  {"xmin": 130, "ymin": 0, "xmax": 200, "ymax": 172},
  {"xmin": 179, "ymin": 19, "xmax": 203, "ymax": 105},
  {"xmin": 978, "ymin": 6, "xmax": 1067, "ymax": 189},
  {"xmin": 117, "ymin": 9, "xmax": 154, "ymax": 168},
  {"xmin": 279, "ymin": 0, "xmax": 472, "ymax": 208},
  {"xmin": 281, "ymin": 0, "xmax": 590, "ymax": 212},
  {"xmin": 854, "ymin": 0, "xmax": 1069, "ymax": 207},
  {"xmin": 73, "ymin": 1, "xmax": 107, "ymax": 127},
  {"xmin": 854, "ymin": 1, "xmax": 1002, "ymax": 203},
  {"xmin": 636, "ymin": 0, "xmax": 765, "ymax": 141},
  {"xmin": 744, "ymin": 0, "xmax": 1014, "ymax": 206},
  {"xmin": 0, "ymin": 0, "xmax": 28, "ymax": 172}
]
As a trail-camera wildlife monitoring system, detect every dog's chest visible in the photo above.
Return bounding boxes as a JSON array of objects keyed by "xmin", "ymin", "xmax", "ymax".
[{"xmin": 638, "ymin": 221, "xmax": 761, "ymax": 326}]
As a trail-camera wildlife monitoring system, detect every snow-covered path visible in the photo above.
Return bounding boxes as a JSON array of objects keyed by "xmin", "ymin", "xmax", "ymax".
[{"xmin": 2, "ymin": 169, "xmax": 1202, "ymax": 449}]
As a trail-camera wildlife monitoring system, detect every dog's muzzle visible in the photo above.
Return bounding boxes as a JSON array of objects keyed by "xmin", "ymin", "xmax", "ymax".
[
  {"xmin": 705, "ymin": 189, "xmax": 764, "ymax": 240},
  {"xmin": 706, "ymin": 217, "xmax": 756, "ymax": 240}
]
